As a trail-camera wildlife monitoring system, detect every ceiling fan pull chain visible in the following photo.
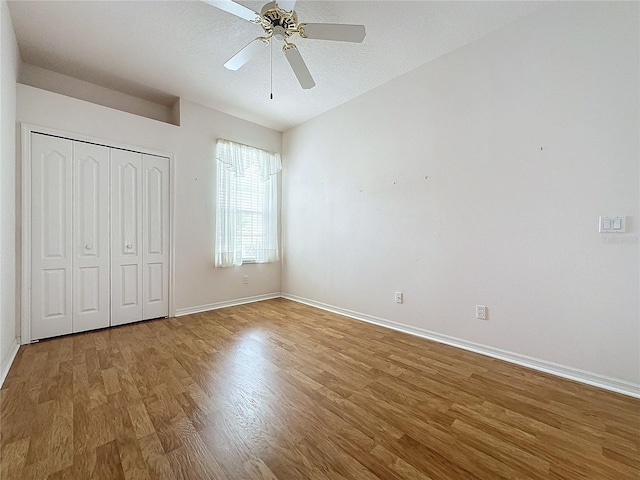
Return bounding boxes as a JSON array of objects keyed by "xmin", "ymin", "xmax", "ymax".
[{"xmin": 270, "ymin": 40, "xmax": 274, "ymax": 99}]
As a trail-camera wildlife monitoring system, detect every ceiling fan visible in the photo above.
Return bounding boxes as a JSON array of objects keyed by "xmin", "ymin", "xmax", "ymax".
[{"xmin": 204, "ymin": 0, "xmax": 366, "ymax": 89}]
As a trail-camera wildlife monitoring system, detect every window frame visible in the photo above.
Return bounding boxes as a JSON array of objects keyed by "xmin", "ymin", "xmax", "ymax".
[{"xmin": 214, "ymin": 139, "xmax": 281, "ymax": 268}]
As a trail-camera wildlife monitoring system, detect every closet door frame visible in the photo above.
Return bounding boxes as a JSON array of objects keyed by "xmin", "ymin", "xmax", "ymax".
[{"xmin": 21, "ymin": 123, "xmax": 176, "ymax": 344}]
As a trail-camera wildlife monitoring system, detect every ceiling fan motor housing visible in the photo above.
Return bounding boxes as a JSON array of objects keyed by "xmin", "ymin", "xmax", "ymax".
[{"xmin": 260, "ymin": 1, "xmax": 298, "ymax": 40}]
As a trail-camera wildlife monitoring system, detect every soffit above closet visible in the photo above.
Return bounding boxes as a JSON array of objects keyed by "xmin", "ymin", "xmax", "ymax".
[{"xmin": 8, "ymin": 1, "xmax": 543, "ymax": 132}]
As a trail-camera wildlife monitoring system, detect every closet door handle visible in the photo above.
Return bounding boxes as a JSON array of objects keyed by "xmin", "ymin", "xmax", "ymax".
[
  {"xmin": 126, "ymin": 244, "xmax": 133, "ymax": 249},
  {"xmin": 85, "ymin": 244, "xmax": 92, "ymax": 250}
]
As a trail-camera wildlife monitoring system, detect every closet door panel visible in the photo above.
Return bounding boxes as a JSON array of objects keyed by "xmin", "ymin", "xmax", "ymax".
[
  {"xmin": 73, "ymin": 142, "xmax": 110, "ymax": 333},
  {"xmin": 142, "ymin": 155, "xmax": 170, "ymax": 320},
  {"xmin": 31, "ymin": 133, "xmax": 73, "ymax": 340},
  {"xmin": 111, "ymin": 149, "xmax": 143, "ymax": 326}
]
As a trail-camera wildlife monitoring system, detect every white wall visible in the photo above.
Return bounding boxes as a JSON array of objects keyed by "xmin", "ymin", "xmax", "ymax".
[
  {"xmin": 17, "ymin": 84, "xmax": 282, "ymax": 324},
  {"xmin": 20, "ymin": 63, "xmax": 177, "ymax": 125},
  {"xmin": 1, "ymin": 0, "xmax": 20, "ymax": 380},
  {"xmin": 172, "ymin": 98, "xmax": 282, "ymax": 310},
  {"xmin": 282, "ymin": 2, "xmax": 640, "ymax": 388}
]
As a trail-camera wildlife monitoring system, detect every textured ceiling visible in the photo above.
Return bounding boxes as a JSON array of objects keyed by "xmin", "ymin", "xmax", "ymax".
[{"xmin": 8, "ymin": 1, "xmax": 543, "ymax": 131}]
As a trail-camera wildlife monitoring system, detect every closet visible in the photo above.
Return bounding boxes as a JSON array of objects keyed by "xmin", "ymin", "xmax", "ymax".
[{"xmin": 28, "ymin": 132, "xmax": 170, "ymax": 341}]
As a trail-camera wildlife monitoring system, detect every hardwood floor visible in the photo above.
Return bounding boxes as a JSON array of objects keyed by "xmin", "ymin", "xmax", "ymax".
[{"xmin": 1, "ymin": 298, "xmax": 639, "ymax": 479}]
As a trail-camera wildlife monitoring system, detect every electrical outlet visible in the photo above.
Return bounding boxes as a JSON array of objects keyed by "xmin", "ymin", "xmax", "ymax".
[
  {"xmin": 476, "ymin": 305, "xmax": 487, "ymax": 320},
  {"xmin": 395, "ymin": 292, "xmax": 403, "ymax": 304},
  {"xmin": 243, "ymin": 275, "xmax": 249, "ymax": 284}
]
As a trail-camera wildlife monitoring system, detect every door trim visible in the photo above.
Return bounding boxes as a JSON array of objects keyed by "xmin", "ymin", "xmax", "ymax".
[{"xmin": 21, "ymin": 123, "xmax": 176, "ymax": 344}]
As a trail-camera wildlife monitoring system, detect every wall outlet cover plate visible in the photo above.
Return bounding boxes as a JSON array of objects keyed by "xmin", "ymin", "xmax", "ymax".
[{"xmin": 599, "ymin": 216, "xmax": 626, "ymax": 233}]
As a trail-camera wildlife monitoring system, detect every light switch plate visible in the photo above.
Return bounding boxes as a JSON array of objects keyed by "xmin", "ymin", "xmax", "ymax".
[{"xmin": 599, "ymin": 216, "xmax": 626, "ymax": 233}]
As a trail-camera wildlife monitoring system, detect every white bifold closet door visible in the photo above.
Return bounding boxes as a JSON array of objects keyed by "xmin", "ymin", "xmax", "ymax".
[
  {"xmin": 73, "ymin": 141, "xmax": 111, "ymax": 333},
  {"xmin": 30, "ymin": 132, "xmax": 169, "ymax": 340},
  {"xmin": 111, "ymin": 150, "xmax": 169, "ymax": 326},
  {"xmin": 31, "ymin": 134, "xmax": 74, "ymax": 340},
  {"xmin": 142, "ymin": 155, "xmax": 170, "ymax": 320},
  {"xmin": 31, "ymin": 134, "xmax": 111, "ymax": 339}
]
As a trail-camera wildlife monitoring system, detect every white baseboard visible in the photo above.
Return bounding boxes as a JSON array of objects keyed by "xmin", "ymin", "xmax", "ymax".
[
  {"xmin": 282, "ymin": 293, "xmax": 640, "ymax": 399},
  {"xmin": 1, "ymin": 338, "xmax": 20, "ymax": 388},
  {"xmin": 174, "ymin": 293, "xmax": 282, "ymax": 317}
]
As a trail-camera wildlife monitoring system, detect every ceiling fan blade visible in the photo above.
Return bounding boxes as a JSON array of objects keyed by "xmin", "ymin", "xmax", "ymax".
[
  {"xmin": 224, "ymin": 38, "xmax": 267, "ymax": 70},
  {"xmin": 301, "ymin": 23, "xmax": 366, "ymax": 43},
  {"xmin": 201, "ymin": 0, "xmax": 260, "ymax": 22},
  {"xmin": 283, "ymin": 44, "xmax": 315, "ymax": 89},
  {"xmin": 277, "ymin": 0, "xmax": 296, "ymax": 12}
]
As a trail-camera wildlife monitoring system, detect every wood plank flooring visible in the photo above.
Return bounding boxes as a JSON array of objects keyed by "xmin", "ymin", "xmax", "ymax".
[{"xmin": 1, "ymin": 298, "xmax": 639, "ymax": 479}]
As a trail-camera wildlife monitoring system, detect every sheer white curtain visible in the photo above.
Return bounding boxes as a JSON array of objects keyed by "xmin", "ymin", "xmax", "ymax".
[{"xmin": 215, "ymin": 139, "xmax": 281, "ymax": 267}]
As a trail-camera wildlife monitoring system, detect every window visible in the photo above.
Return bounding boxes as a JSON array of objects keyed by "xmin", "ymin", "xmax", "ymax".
[{"xmin": 215, "ymin": 139, "xmax": 281, "ymax": 267}]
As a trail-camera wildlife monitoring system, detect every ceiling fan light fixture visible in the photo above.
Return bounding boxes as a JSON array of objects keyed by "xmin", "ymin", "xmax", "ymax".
[{"xmin": 272, "ymin": 25, "xmax": 286, "ymax": 42}]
